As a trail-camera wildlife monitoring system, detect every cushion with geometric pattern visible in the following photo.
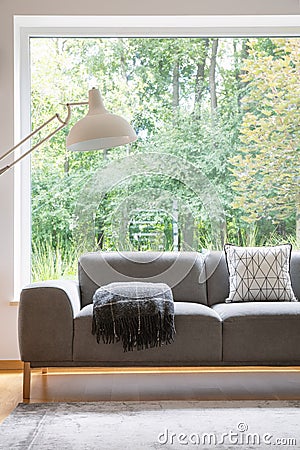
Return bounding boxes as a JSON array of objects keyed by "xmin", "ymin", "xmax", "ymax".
[{"xmin": 224, "ymin": 243, "xmax": 297, "ymax": 302}]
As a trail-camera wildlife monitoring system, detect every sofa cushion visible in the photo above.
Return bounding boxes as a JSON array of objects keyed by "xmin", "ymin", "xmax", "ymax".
[
  {"xmin": 205, "ymin": 250, "xmax": 300, "ymax": 306},
  {"xmin": 290, "ymin": 251, "xmax": 300, "ymax": 299},
  {"xmin": 205, "ymin": 251, "xmax": 229, "ymax": 306},
  {"xmin": 73, "ymin": 302, "xmax": 222, "ymax": 364},
  {"xmin": 212, "ymin": 302, "xmax": 300, "ymax": 363},
  {"xmin": 224, "ymin": 244, "xmax": 297, "ymax": 302},
  {"xmin": 79, "ymin": 251, "xmax": 207, "ymax": 307}
]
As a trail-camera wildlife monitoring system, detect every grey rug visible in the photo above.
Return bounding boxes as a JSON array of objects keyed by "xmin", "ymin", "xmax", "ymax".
[{"xmin": 1, "ymin": 400, "xmax": 300, "ymax": 449}]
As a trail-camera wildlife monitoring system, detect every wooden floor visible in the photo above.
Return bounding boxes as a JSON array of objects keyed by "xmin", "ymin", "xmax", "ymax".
[{"xmin": 1, "ymin": 368, "xmax": 300, "ymax": 423}]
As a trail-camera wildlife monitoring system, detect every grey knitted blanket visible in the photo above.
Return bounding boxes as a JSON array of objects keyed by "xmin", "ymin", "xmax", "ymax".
[{"xmin": 92, "ymin": 282, "xmax": 175, "ymax": 352}]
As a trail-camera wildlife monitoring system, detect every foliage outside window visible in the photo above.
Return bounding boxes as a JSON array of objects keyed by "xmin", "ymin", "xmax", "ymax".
[{"xmin": 30, "ymin": 37, "xmax": 300, "ymax": 281}]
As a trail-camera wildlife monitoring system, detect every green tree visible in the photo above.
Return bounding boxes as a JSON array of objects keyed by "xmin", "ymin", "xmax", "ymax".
[
  {"xmin": 230, "ymin": 38, "xmax": 300, "ymax": 240},
  {"xmin": 30, "ymin": 36, "xmax": 257, "ymax": 278}
]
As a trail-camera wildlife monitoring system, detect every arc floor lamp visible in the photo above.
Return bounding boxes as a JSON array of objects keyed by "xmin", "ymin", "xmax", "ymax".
[{"xmin": 0, "ymin": 87, "xmax": 137, "ymax": 176}]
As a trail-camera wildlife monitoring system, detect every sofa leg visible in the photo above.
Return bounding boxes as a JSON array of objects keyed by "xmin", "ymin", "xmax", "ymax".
[
  {"xmin": 41, "ymin": 368, "xmax": 48, "ymax": 374},
  {"xmin": 23, "ymin": 362, "xmax": 31, "ymax": 401}
]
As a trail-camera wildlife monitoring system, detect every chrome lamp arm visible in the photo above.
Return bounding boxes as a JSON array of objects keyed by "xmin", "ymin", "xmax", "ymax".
[{"xmin": 0, "ymin": 104, "xmax": 72, "ymax": 176}]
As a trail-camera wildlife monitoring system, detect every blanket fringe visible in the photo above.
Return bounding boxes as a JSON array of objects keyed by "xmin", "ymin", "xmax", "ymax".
[{"xmin": 92, "ymin": 312, "xmax": 175, "ymax": 352}]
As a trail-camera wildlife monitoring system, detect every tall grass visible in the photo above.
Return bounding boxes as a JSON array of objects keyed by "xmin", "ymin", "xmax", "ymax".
[
  {"xmin": 31, "ymin": 229, "xmax": 299, "ymax": 282},
  {"xmin": 261, "ymin": 232, "xmax": 299, "ymax": 249},
  {"xmin": 31, "ymin": 238, "xmax": 79, "ymax": 282},
  {"xmin": 225, "ymin": 224, "xmax": 299, "ymax": 249}
]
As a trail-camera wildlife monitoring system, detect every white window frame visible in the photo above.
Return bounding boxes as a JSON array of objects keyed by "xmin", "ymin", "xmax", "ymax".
[{"xmin": 13, "ymin": 14, "xmax": 300, "ymax": 298}]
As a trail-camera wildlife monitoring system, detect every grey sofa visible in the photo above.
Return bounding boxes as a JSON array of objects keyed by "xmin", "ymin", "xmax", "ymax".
[{"xmin": 18, "ymin": 250, "xmax": 300, "ymax": 399}]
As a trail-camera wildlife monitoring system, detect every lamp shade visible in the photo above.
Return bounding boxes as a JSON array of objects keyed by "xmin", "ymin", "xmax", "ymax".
[{"xmin": 66, "ymin": 88, "xmax": 137, "ymax": 151}]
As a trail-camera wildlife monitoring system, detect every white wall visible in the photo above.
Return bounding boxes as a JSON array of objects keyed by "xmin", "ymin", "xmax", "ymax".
[{"xmin": 0, "ymin": 0, "xmax": 300, "ymax": 359}]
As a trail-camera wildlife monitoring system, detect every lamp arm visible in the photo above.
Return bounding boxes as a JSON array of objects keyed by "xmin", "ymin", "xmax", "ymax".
[{"xmin": 0, "ymin": 104, "xmax": 72, "ymax": 176}]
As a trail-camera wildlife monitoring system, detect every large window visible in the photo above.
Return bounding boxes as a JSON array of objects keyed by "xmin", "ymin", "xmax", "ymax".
[{"xmin": 29, "ymin": 35, "xmax": 300, "ymax": 280}]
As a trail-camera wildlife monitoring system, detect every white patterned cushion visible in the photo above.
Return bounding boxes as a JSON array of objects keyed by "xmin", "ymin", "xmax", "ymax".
[{"xmin": 224, "ymin": 244, "xmax": 297, "ymax": 302}]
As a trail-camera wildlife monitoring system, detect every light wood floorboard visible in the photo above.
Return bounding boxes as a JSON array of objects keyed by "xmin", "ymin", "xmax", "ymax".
[{"xmin": 1, "ymin": 369, "xmax": 300, "ymax": 423}]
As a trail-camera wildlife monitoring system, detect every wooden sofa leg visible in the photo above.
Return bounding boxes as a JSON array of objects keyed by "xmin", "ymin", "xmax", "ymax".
[
  {"xmin": 41, "ymin": 368, "xmax": 48, "ymax": 374},
  {"xmin": 23, "ymin": 362, "xmax": 31, "ymax": 401}
]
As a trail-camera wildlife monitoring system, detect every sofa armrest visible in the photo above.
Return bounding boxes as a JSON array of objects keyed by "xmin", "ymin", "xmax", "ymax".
[{"xmin": 18, "ymin": 280, "xmax": 81, "ymax": 363}]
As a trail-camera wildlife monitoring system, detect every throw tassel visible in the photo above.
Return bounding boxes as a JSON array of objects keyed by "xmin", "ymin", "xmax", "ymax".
[{"xmin": 92, "ymin": 312, "xmax": 175, "ymax": 352}]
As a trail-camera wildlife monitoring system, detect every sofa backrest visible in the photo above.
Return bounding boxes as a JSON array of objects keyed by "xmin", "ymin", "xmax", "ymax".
[
  {"xmin": 205, "ymin": 251, "xmax": 229, "ymax": 306},
  {"xmin": 288, "ymin": 251, "xmax": 300, "ymax": 300},
  {"xmin": 205, "ymin": 250, "xmax": 300, "ymax": 306},
  {"xmin": 78, "ymin": 251, "xmax": 207, "ymax": 307}
]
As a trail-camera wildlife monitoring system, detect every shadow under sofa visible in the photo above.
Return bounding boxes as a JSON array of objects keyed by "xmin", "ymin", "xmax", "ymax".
[{"xmin": 18, "ymin": 250, "xmax": 300, "ymax": 400}]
